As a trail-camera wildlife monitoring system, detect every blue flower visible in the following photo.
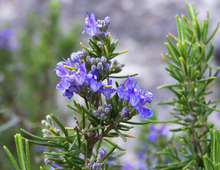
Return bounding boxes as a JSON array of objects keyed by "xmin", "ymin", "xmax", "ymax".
[
  {"xmin": 55, "ymin": 56, "xmax": 90, "ymax": 99},
  {"xmin": 51, "ymin": 164, "xmax": 62, "ymax": 169},
  {"xmin": 74, "ymin": 62, "xmax": 87, "ymax": 85},
  {"xmin": 121, "ymin": 107, "xmax": 129, "ymax": 117},
  {"xmin": 160, "ymin": 124, "xmax": 169, "ymax": 136},
  {"xmin": 87, "ymin": 69, "xmax": 102, "ymax": 92},
  {"xmin": 122, "ymin": 163, "xmax": 135, "ymax": 170},
  {"xmin": 99, "ymin": 78, "xmax": 115, "ymax": 100},
  {"xmin": 82, "ymin": 12, "xmax": 102, "ymax": 36},
  {"xmin": 0, "ymin": 28, "xmax": 13, "ymax": 50},
  {"xmin": 116, "ymin": 76, "xmax": 153, "ymax": 119},
  {"xmin": 147, "ymin": 124, "xmax": 158, "ymax": 142},
  {"xmin": 62, "ymin": 89, "xmax": 73, "ymax": 99}
]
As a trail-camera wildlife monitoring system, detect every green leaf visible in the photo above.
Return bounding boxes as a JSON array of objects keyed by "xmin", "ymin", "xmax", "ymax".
[
  {"xmin": 102, "ymin": 145, "xmax": 118, "ymax": 161},
  {"xmin": 80, "ymin": 105, "xmax": 100, "ymax": 123},
  {"xmin": 114, "ymin": 128, "xmax": 127, "ymax": 142},
  {"xmin": 88, "ymin": 38, "xmax": 101, "ymax": 56},
  {"xmin": 205, "ymin": 22, "xmax": 220, "ymax": 45},
  {"xmin": 3, "ymin": 146, "xmax": 20, "ymax": 170},
  {"xmin": 51, "ymin": 114, "xmax": 68, "ymax": 136},
  {"xmin": 75, "ymin": 126, "xmax": 81, "ymax": 148},
  {"xmin": 20, "ymin": 128, "xmax": 48, "ymax": 141},
  {"xmin": 109, "ymin": 73, "xmax": 138, "ymax": 78},
  {"xmin": 15, "ymin": 134, "xmax": 27, "ymax": 170},
  {"xmin": 103, "ymin": 138, "xmax": 126, "ymax": 151},
  {"xmin": 25, "ymin": 140, "xmax": 31, "ymax": 170},
  {"xmin": 85, "ymin": 126, "xmax": 105, "ymax": 132}
]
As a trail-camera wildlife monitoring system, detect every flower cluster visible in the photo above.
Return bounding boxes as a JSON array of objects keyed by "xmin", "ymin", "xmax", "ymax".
[
  {"xmin": 116, "ymin": 76, "xmax": 153, "ymax": 119},
  {"xmin": 93, "ymin": 103, "xmax": 112, "ymax": 120},
  {"xmin": 85, "ymin": 148, "xmax": 106, "ymax": 170},
  {"xmin": 41, "ymin": 115, "xmax": 64, "ymax": 138},
  {"xmin": 55, "ymin": 12, "xmax": 125, "ymax": 100},
  {"xmin": 82, "ymin": 12, "xmax": 111, "ymax": 38}
]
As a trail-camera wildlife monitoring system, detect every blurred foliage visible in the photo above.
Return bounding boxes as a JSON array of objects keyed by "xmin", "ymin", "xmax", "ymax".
[{"xmin": 0, "ymin": 0, "xmax": 80, "ymax": 169}]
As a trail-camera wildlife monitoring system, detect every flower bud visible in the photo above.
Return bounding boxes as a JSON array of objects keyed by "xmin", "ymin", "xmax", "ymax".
[
  {"xmin": 71, "ymin": 52, "xmax": 80, "ymax": 63},
  {"xmin": 145, "ymin": 92, "xmax": 154, "ymax": 103},
  {"xmin": 98, "ymin": 148, "xmax": 106, "ymax": 160},
  {"xmin": 91, "ymin": 65, "xmax": 97, "ymax": 72},
  {"xmin": 100, "ymin": 32, "xmax": 106, "ymax": 41},
  {"xmin": 86, "ymin": 56, "xmax": 91, "ymax": 63},
  {"xmin": 104, "ymin": 107, "xmax": 111, "ymax": 114},
  {"xmin": 82, "ymin": 49, "xmax": 88, "ymax": 56},
  {"xmin": 98, "ymin": 106, "xmax": 104, "ymax": 112},
  {"xmin": 93, "ymin": 110, "xmax": 100, "ymax": 117},
  {"xmin": 107, "ymin": 104, "xmax": 112, "ymax": 110},
  {"xmin": 77, "ymin": 51, "xmax": 84, "ymax": 60},
  {"xmin": 46, "ymin": 115, "xmax": 53, "ymax": 126},
  {"xmin": 41, "ymin": 120, "xmax": 47, "ymax": 126},
  {"xmin": 56, "ymin": 129, "xmax": 62, "ymax": 136},
  {"xmin": 113, "ymin": 60, "xmax": 118, "ymax": 66},
  {"xmin": 120, "ymin": 63, "xmax": 125, "ymax": 67},
  {"xmin": 92, "ymin": 163, "xmax": 100, "ymax": 170},
  {"xmin": 86, "ymin": 93, "xmax": 92, "ymax": 99},
  {"xmin": 101, "ymin": 56, "xmax": 107, "ymax": 64},
  {"xmin": 121, "ymin": 107, "xmax": 129, "ymax": 117},
  {"xmin": 96, "ymin": 58, "xmax": 101, "ymax": 63},
  {"xmin": 114, "ymin": 64, "xmax": 121, "ymax": 71},
  {"xmin": 90, "ymin": 58, "xmax": 96, "ymax": 65},
  {"xmin": 97, "ymin": 62, "xmax": 103, "ymax": 71},
  {"xmin": 100, "ymin": 113, "xmax": 107, "ymax": 120},
  {"xmin": 104, "ymin": 16, "xmax": 111, "ymax": 26},
  {"xmin": 104, "ymin": 63, "xmax": 110, "ymax": 71}
]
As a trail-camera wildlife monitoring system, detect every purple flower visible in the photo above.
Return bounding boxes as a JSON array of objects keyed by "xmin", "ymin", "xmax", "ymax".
[
  {"xmin": 147, "ymin": 124, "xmax": 158, "ymax": 142},
  {"xmin": 160, "ymin": 124, "xmax": 169, "ymax": 136},
  {"xmin": 82, "ymin": 12, "xmax": 102, "ymax": 36},
  {"xmin": 51, "ymin": 164, "xmax": 62, "ymax": 169},
  {"xmin": 99, "ymin": 78, "xmax": 115, "ymax": 100},
  {"xmin": 74, "ymin": 62, "xmax": 87, "ymax": 85},
  {"xmin": 116, "ymin": 76, "xmax": 153, "ymax": 119},
  {"xmin": 122, "ymin": 163, "xmax": 135, "ymax": 170},
  {"xmin": 54, "ymin": 57, "xmax": 90, "ymax": 99},
  {"xmin": 56, "ymin": 77, "xmax": 69, "ymax": 90},
  {"xmin": 121, "ymin": 107, "xmax": 129, "ymax": 117},
  {"xmin": 0, "ymin": 28, "xmax": 13, "ymax": 50},
  {"xmin": 87, "ymin": 69, "xmax": 102, "ymax": 92},
  {"xmin": 137, "ymin": 150, "xmax": 146, "ymax": 160},
  {"xmin": 98, "ymin": 148, "xmax": 106, "ymax": 158},
  {"xmin": 97, "ymin": 148, "xmax": 106, "ymax": 161},
  {"xmin": 138, "ymin": 160, "xmax": 147, "ymax": 170},
  {"xmin": 62, "ymin": 89, "xmax": 73, "ymax": 99}
]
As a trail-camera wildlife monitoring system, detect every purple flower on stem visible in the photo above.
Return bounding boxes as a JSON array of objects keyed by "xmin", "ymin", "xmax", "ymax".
[
  {"xmin": 54, "ymin": 56, "xmax": 90, "ymax": 99},
  {"xmin": 121, "ymin": 107, "xmax": 129, "ymax": 117},
  {"xmin": 87, "ymin": 69, "xmax": 102, "ymax": 92},
  {"xmin": 62, "ymin": 89, "xmax": 73, "ymax": 99},
  {"xmin": 82, "ymin": 12, "xmax": 102, "ymax": 36},
  {"xmin": 99, "ymin": 77, "xmax": 115, "ymax": 100},
  {"xmin": 116, "ymin": 76, "xmax": 153, "ymax": 119},
  {"xmin": 147, "ymin": 124, "xmax": 158, "ymax": 142}
]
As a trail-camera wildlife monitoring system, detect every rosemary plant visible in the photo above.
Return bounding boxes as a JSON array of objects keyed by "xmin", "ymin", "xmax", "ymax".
[
  {"xmin": 3, "ymin": 2, "xmax": 220, "ymax": 170},
  {"xmin": 154, "ymin": 3, "xmax": 220, "ymax": 170}
]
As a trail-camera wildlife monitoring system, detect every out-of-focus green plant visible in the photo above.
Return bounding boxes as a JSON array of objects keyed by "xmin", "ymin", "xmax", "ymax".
[{"xmin": 0, "ymin": 0, "xmax": 80, "ymax": 169}]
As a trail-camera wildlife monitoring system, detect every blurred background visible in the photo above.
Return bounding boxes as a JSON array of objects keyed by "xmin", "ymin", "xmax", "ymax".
[{"xmin": 0, "ymin": 0, "xmax": 220, "ymax": 169}]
